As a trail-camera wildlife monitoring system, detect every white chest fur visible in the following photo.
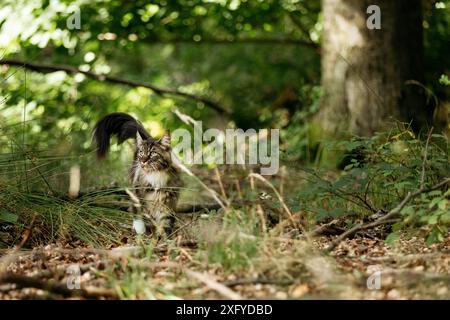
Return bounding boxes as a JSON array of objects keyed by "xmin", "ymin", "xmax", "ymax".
[{"xmin": 143, "ymin": 171, "xmax": 169, "ymax": 189}]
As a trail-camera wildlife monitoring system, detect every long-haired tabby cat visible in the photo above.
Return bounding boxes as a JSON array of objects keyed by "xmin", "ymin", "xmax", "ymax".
[{"xmin": 93, "ymin": 113, "xmax": 182, "ymax": 238}]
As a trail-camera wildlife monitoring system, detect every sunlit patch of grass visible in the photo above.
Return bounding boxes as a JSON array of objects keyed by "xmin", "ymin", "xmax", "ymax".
[
  {"xmin": 205, "ymin": 233, "xmax": 259, "ymax": 271},
  {"xmin": 0, "ymin": 126, "xmax": 135, "ymax": 247},
  {"xmin": 106, "ymin": 255, "xmax": 182, "ymax": 300},
  {"xmin": 111, "ymin": 266, "xmax": 158, "ymax": 300},
  {"xmin": 0, "ymin": 186, "xmax": 133, "ymax": 247},
  {"xmin": 195, "ymin": 209, "xmax": 261, "ymax": 272}
]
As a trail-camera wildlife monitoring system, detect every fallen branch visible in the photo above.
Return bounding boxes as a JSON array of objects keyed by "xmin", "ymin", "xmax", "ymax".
[
  {"xmin": 184, "ymin": 269, "xmax": 243, "ymax": 300},
  {"xmin": 0, "ymin": 241, "xmax": 198, "ymax": 262},
  {"xmin": 363, "ymin": 250, "xmax": 450, "ymax": 263},
  {"xmin": 0, "ymin": 59, "xmax": 229, "ymax": 115},
  {"xmin": 325, "ymin": 178, "xmax": 450, "ymax": 253},
  {"xmin": 222, "ymin": 277, "xmax": 294, "ymax": 287},
  {"xmin": 308, "ymin": 219, "xmax": 344, "ymax": 236},
  {"xmin": 372, "ymin": 269, "xmax": 450, "ymax": 283},
  {"xmin": 175, "ymin": 203, "xmax": 223, "ymax": 213},
  {"xmin": 15, "ymin": 213, "xmax": 37, "ymax": 250},
  {"xmin": 0, "ymin": 273, "xmax": 117, "ymax": 299}
]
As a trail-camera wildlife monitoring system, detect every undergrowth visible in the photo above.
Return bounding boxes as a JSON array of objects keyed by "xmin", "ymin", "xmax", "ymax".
[
  {"xmin": 296, "ymin": 125, "xmax": 449, "ymax": 244},
  {"xmin": 0, "ymin": 123, "xmax": 449, "ymax": 253}
]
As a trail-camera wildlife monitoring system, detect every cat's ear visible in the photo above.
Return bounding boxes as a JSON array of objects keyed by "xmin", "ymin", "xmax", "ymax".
[
  {"xmin": 160, "ymin": 132, "xmax": 171, "ymax": 148},
  {"xmin": 136, "ymin": 131, "xmax": 143, "ymax": 147}
]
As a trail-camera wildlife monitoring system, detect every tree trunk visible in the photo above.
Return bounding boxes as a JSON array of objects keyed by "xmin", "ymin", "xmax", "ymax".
[{"xmin": 317, "ymin": 0, "xmax": 429, "ymax": 137}]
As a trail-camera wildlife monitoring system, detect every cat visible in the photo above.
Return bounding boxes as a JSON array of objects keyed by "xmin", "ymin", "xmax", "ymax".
[{"xmin": 93, "ymin": 112, "xmax": 183, "ymax": 238}]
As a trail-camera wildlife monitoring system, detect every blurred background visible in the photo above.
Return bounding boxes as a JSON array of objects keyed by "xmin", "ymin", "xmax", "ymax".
[{"xmin": 0, "ymin": 1, "xmax": 449, "ymax": 175}]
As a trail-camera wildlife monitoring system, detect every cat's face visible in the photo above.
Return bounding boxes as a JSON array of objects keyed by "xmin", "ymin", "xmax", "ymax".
[{"xmin": 136, "ymin": 132, "xmax": 172, "ymax": 172}]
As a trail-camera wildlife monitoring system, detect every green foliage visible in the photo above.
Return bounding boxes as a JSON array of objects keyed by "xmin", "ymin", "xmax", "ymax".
[
  {"xmin": 204, "ymin": 231, "xmax": 258, "ymax": 271},
  {"xmin": 402, "ymin": 188, "xmax": 449, "ymax": 244},
  {"xmin": 439, "ymin": 74, "xmax": 450, "ymax": 86},
  {"xmin": 0, "ymin": 0, "xmax": 321, "ymax": 141},
  {"xmin": 424, "ymin": 0, "xmax": 450, "ymax": 98},
  {"xmin": 297, "ymin": 126, "xmax": 450, "ymax": 243}
]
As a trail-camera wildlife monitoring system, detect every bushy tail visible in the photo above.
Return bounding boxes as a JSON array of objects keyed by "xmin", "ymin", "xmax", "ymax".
[{"xmin": 93, "ymin": 113, "xmax": 150, "ymax": 158}]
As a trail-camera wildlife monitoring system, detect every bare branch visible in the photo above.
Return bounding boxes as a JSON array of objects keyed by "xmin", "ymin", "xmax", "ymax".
[
  {"xmin": 184, "ymin": 269, "xmax": 243, "ymax": 300},
  {"xmin": 325, "ymin": 178, "xmax": 450, "ymax": 253},
  {"xmin": 0, "ymin": 59, "xmax": 229, "ymax": 115},
  {"xmin": 222, "ymin": 277, "xmax": 294, "ymax": 287},
  {"xmin": 143, "ymin": 37, "xmax": 320, "ymax": 52},
  {"xmin": 0, "ymin": 273, "xmax": 117, "ymax": 299}
]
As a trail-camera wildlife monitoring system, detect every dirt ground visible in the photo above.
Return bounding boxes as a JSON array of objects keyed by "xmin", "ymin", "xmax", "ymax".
[{"xmin": 1, "ymin": 230, "xmax": 448, "ymax": 300}]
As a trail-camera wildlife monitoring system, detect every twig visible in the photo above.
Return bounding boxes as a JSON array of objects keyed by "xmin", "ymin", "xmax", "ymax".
[
  {"xmin": 0, "ymin": 214, "xmax": 38, "ymax": 273},
  {"xmin": 15, "ymin": 213, "xmax": 37, "ymax": 250},
  {"xmin": 176, "ymin": 160, "xmax": 227, "ymax": 210},
  {"xmin": 1, "ymin": 242, "xmax": 198, "ymax": 261},
  {"xmin": 184, "ymin": 269, "xmax": 243, "ymax": 300},
  {"xmin": 249, "ymin": 170, "xmax": 267, "ymax": 233},
  {"xmin": 0, "ymin": 59, "xmax": 229, "ymax": 115},
  {"xmin": 175, "ymin": 202, "xmax": 223, "ymax": 213},
  {"xmin": 308, "ymin": 219, "xmax": 344, "ymax": 236},
  {"xmin": 222, "ymin": 277, "xmax": 294, "ymax": 287},
  {"xmin": 0, "ymin": 273, "xmax": 117, "ymax": 299},
  {"xmin": 214, "ymin": 167, "xmax": 229, "ymax": 204},
  {"xmin": 325, "ymin": 178, "xmax": 450, "ymax": 253},
  {"xmin": 248, "ymin": 173, "xmax": 299, "ymax": 230},
  {"xmin": 170, "ymin": 109, "xmax": 227, "ymax": 210},
  {"xmin": 364, "ymin": 251, "xmax": 450, "ymax": 263},
  {"xmin": 234, "ymin": 179, "xmax": 243, "ymax": 199},
  {"xmin": 375, "ymin": 269, "xmax": 450, "ymax": 283}
]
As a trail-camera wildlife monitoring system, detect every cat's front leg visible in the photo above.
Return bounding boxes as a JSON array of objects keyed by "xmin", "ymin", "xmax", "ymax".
[{"xmin": 151, "ymin": 209, "xmax": 175, "ymax": 240}]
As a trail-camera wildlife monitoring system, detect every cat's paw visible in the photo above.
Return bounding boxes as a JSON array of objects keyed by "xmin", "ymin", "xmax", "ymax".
[{"xmin": 132, "ymin": 218, "xmax": 146, "ymax": 235}]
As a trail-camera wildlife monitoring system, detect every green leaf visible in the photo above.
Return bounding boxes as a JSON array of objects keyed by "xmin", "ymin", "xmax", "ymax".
[
  {"xmin": 392, "ymin": 221, "xmax": 404, "ymax": 232},
  {"xmin": 428, "ymin": 197, "xmax": 443, "ymax": 209},
  {"xmin": 427, "ymin": 190, "xmax": 442, "ymax": 197},
  {"xmin": 385, "ymin": 232, "xmax": 400, "ymax": 246},
  {"xmin": 344, "ymin": 164, "xmax": 354, "ymax": 171},
  {"xmin": 400, "ymin": 206, "xmax": 415, "ymax": 216},
  {"xmin": 329, "ymin": 208, "xmax": 347, "ymax": 217},
  {"xmin": 440, "ymin": 212, "xmax": 450, "ymax": 224},
  {"xmin": 438, "ymin": 199, "xmax": 448, "ymax": 210},
  {"xmin": 0, "ymin": 210, "xmax": 18, "ymax": 223},
  {"xmin": 428, "ymin": 215, "xmax": 439, "ymax": 225},
  {"xmin": 439, "ymin": 74, "xmax": 450, "ymax": 86}
]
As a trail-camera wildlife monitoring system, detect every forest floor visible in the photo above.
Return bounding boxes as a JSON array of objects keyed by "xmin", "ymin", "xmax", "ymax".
[{"xmin": 0, "ymin": 167, "xmax": 449, "ymax": 300}]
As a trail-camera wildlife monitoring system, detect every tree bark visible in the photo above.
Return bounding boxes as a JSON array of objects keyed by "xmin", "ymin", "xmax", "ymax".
[{"xmin": 317, "ymin": 0, "xmax": 429, "ymax": 137}]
